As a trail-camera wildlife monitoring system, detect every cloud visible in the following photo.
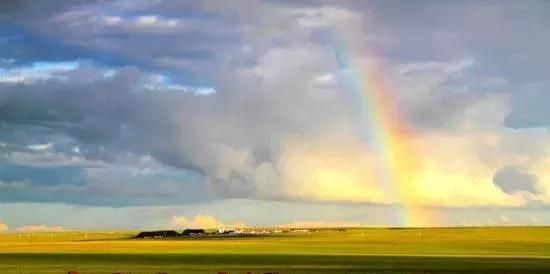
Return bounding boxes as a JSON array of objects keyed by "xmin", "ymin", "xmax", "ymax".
[
  {"xmin": 0, "ymin": 154, "xmax": 209, "ymax": 206},
  {"xmin": 398, "ymin": 58, "xmax": 475, "ymax": 76},
  {"xmin": 0, "ymin": 33, "xmax": 547, "ymax": 208},
  {"xmin": 135, "ymin": 15, "xmax": 179, "ymax": 28},
  {"xmin": 0, "ymin": 180, "xmax": 29, "ymax": 192},
  {"xmin": 0, "ymin": 220, "xmax": 8, "ymax": 231},
  {"xmin": 505, "ymin": 82, "xmax": 550, "ymax": 128},
  {"xmin": 277, "ymin": 221, "xmax": 362, "ymax": 228},
  {"xmin": 500, "ymin": 215, "xmax": 510, "ymax": 225},
  {"xmin": 16, "ymin": 224, "xmax": 65, "ymax": 232},
  {"xmin": 0, "ymin": 0, "xmax": 550, "ymax": 212},
  {"xmin": 272, "ymin": 132, "xmax": 530, "ymax": 207},
  {"xmin": 493, "ymin": 166, "xmax": 538, "ymax": 194},
  {"xmin": 27, "ymin": 143, "xmax": 53, "ymax": 151},
  {"xmin": 0, "ymin": 61, "xmax": 80, "ymax": 84},
  {"xmin": 172, "ymin": 214, "xmax": 246, "ymax": 229}
]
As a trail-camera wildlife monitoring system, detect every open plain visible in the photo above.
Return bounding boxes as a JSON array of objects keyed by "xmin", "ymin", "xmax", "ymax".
[{"xmin": 1, "ymin": 227, "xmax": 550, "ymax": 273}]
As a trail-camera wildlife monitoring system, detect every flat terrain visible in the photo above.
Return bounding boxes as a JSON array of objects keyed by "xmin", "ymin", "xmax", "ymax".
[{"xmin": 1, "ymin": 227, "xmax": 550, "ymax": 273}]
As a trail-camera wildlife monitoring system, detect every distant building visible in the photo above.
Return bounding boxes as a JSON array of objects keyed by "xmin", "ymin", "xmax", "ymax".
[
  {"xmin": 135, "ymin": 230, "xmax": 178, "ymax": 239},
  {"xmin": 181, "ymin": 228, "xmax": 206, "ymax": 236},
  {"xmin": 217, "ymin": 228, "xmax": 235, "ymax": 234}
]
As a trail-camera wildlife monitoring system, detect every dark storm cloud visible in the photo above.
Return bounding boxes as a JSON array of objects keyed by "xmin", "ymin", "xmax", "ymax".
[
  {"xmin": 0, "ymin": 65, "xmax": 214, "ymax": 205},
  {"xmin": 0, "ymin": 67, "xmax": 194, "ymax": 166}
]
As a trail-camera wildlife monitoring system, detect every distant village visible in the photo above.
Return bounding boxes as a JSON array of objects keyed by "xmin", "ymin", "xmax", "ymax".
[{"xmin": 135, "ymin": 227, "xmax": 346, "ymax": 239}]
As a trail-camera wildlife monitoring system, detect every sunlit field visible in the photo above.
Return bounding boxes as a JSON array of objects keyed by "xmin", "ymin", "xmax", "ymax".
[{"xmin": 2, "ymin": 227, "xmax": 550, "ymax": 273}]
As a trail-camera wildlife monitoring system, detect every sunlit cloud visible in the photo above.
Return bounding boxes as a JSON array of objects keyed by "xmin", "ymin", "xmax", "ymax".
[
  {"xmin": 16, "ymin": 224, "xmax": 65, "ymax": 232},
  {"xmin": 172, "ymin": 214, "xmax": 246, "ymax": 229},
  {"xmin": 0, "ymin": 221, "xmax": 8, "ymax": 231}
]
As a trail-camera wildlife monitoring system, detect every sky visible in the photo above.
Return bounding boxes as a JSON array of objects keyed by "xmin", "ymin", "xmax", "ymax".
[{"xmin": 1, "ymin": 0, "xmax": 550, "ymax": 230}]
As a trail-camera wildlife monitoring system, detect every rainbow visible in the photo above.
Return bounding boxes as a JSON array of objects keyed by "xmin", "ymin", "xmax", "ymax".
[{"xmin": 329, "ymin": 32, "xmax": 438, "ymax": 227}]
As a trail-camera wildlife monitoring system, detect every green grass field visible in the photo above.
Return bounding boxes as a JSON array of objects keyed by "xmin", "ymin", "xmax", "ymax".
[{"xmin": 1, "ymin": 227, "xmax": 550, "ymax": 273}]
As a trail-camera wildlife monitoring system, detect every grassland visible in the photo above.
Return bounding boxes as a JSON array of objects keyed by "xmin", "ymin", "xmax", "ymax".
[{"xmin": 1, "ymin": 227, "xmax": 550, "ymax": 273}]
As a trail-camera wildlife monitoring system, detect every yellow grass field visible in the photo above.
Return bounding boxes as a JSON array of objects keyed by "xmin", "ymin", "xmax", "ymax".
[{"xmin": 1, "ymin": 227, "xmax": 550, "ymax": 273}]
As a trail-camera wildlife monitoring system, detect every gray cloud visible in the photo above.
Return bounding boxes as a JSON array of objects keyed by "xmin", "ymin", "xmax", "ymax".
[
  {"xmin": 0, "ymin": 0, "xmax": 94, "ymax": 21},
  {"xmin": 0, "ymin": 57, "xmax": 352, "ymax": 199},
  {"xmin": 505, "ymin": 82, "xmax": 550, "ymax": 128},
  {"xmin": 493, "ymin": 166, "xmax": 538, "ymax": 195},
  {"xmin": 1, "ymin": 0, "xmax": 550, "ymax": 208}
]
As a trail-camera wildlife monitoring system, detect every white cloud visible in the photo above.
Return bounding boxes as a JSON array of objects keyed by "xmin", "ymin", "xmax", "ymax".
[
  {"xmin": 4, "ymin": 150, "xmax": 105, "ymax": 168},
  {"xmin": 277, "ymin": 221, "xmax": 362, "ymax": 228},
  {"xmin": 27, "ymin": 143, "xmax": 52, "ymax": 151},
  {"xmin": 132, "ymin": 15, "xmax": 180, "ymax": 28},
  {"xmin": 290, "ymin": 6, "xmax": 360, "ymax": 28},
  {"xmin": 0, "ymin": 61, "xmax": 80, "ymax": 84},
  {"xmin": 398, "ymin": 58, "xmax": 476, "ymax": 76},
  {"xmin": 71, "ymin": 146, "xmax": 81, "ymax": 154},
  {"xmin": 311, "ymin": 72, "xmax": 337, "ymax": 87},
  {"xmin": 500, "ymin": 215, "xmax": 510, "ymax": 225},
  {"xmin": 102, "ymin": 15, "xmax": 122, "ymax": 25},
  {"xmin": 0, "ymin": 221, "xmax": 8, "ymax": 231},
  {"xmin": 136, "ymin": 15, "xmax": 159, "ymax": 26},
  {"xmin": 172, "ymin": 214, "xmax": 246, "ymax": 229},
  {"xmin": 145, "ymin": 81, "xmax": 216, "ymax": 95},
  {"xmin": 16, "ymin": 224, "xmax": 65, "ymax": 232}
]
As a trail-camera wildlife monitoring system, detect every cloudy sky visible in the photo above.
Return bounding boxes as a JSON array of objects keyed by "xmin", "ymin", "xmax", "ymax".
[{"xmin": 1, "ymin": 0, "xmax": 550, "ymax": 230}]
